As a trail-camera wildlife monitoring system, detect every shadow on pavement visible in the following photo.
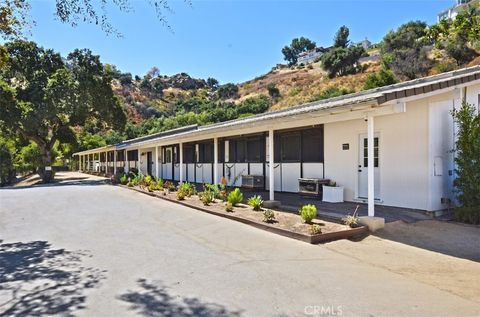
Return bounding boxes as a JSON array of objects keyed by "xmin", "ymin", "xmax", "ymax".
[
  {"xmin": 0, "ymin": 240, "xmax": 106, "ymax": 316},
  {"xmin": 373, "ymin": 220, "xmax": 480, "ymax": 262},
  {"xmin": 118, "ymin": 278, "xmax": 242, "ymax": 317},
  {"xmin": 2, "ymin": 176, "xmax": 108, "ymax": 190}
]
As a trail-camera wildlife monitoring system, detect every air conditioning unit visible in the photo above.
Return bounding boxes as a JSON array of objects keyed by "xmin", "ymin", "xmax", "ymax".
[
  {"xmin": 241, "ymin": 175, "xmax": 265, "ymax": 189},
  {"xmin": 298, "ymin": 178, "xmax": 330, "ymax": 197}
]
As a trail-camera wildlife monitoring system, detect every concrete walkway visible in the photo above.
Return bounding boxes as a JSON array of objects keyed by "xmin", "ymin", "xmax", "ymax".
[{"xmin": 0, "ymin": 172, "xmax": 479, "ymax": 316}]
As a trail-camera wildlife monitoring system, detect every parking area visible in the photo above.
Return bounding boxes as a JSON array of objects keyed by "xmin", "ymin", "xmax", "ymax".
[{"xmin": 0, "ymin": 172, "xmax": 479, "ymax": 316}]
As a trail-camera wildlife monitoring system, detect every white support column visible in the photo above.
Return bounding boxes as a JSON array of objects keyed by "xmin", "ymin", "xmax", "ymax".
[
  {"xmin": 367, "ymin": 113, "xmax": 375, "ymax": 217},
  {"xmin": 125, "ymin": 150, "xmax": 129, "ymax": 173},
  {"xmin": 105, "ymin": 151, "xmax": 108, "ymax": 175},
  {"xmin": 154, "ymin": 146, "xmax": 159, "ymax": 179},
  {"xmin": 179, "ymin": 142, "xmax": 184, "ymax": 183},
  {"xmin": 137, "ymin": 149, "xmax": 141, "ymax": 174},
  {"xmin": 87, "ymin": 154, "xmax": 90, "ymax": 172},
  {"xmin": 113, "ymin": 150, "xmax": 117, "ymax": 175},
  {"xmin": 79, "ymin": 155, "xmax": 82, "ymax": 172},
  {"xmin": 213, "ymin": 137, "xmax": 218, "ymax": 184},
  {"xmin": 269, "ymin": 129, "xmax": 275, "ymax": 201}
]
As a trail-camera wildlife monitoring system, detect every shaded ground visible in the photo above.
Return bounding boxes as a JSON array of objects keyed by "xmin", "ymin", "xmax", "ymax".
[
  {"xmin": 326, "ymin": 220, "xmax": 480, "ymax": 303},
  {"xmin": 243, "ymin": 190, "xmax": 433, "ymax": 223},
  {"xmin": 0, "ymin": 172, "xmax": 479, "ymax": 316}
]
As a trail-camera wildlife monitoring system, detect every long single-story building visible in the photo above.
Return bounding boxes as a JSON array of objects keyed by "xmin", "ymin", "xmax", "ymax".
[{"xmin": 74, "ymin": 66, "xmax": 480, "ymax": 216}]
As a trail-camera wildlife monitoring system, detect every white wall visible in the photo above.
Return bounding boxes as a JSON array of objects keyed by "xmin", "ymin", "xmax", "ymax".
[{"xmin": 324, "ymin": 98, "xmax": 430, "ymax": 210}]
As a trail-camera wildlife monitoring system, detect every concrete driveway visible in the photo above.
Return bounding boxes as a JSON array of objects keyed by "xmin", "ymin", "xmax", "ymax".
[{"xmin": 0, "ymin": 172, "xmax": 479, "ymax": 317}]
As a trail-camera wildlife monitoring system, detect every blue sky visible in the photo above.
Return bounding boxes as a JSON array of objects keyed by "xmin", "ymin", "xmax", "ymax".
[{"xmin": 28, "ymin": 0, "xmax": 451, "ymax": 84}]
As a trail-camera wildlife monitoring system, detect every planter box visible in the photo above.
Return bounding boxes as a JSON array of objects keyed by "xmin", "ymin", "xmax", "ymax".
[{"xmin": 322, "ymin": 185, "xmax": 344, "ymax": 203}]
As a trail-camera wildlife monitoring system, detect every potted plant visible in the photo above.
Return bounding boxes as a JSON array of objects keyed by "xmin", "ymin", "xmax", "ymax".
[{"xmin": 322, "ymin": 181, "xmax": 344, "ymax": 203}]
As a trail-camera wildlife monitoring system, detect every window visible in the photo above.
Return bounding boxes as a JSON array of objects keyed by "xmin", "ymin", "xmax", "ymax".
[
  {"xmin": 302, "ymin": 128, "xmax": 324, "ymax": 162},
  {"xmin": 127, "ymin": 150, "xmax": 138, "ymax": 161},
  {"xmin": 235, "ymin": 139, "xmax": 246, "ymax": 162},
  {"xmin": 173, "ymin": 146, "xmax": 179, "ymax": 164},
  {"xmin": 183, "ymin": 144, "xmax": 195, "ymax": 163},
  {"xmin": 117, "ymin": 150, "xmax": 125, "ymax": 161},
  {"xmin": 164, "ymin": 148, "xmax": 172, "ymax": 163},
  {"xmin": 363, "ymin": 137, "xmax": 379, "ymax": 167},
  {"xmin": 280, "ymin": 133, "xmax": 301, "ymax": 162},
  {"xmin": 246, "ymin": 137, "xmax": 264, "ymax": 162},
  {"xmin": 219, "ymin": 141, "xmax": 225, "ymax": 163},
  {"xmin": 201, "ymin": 142, "xmax": 214, "ymax": 163}
]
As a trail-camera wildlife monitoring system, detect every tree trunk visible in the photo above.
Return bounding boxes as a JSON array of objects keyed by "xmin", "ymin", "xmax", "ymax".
[{"xmin": 38, "ymin": 145, "xmax": 55, "ymax": 183}]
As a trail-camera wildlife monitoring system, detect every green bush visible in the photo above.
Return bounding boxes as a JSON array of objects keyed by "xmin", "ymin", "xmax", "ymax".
[
  {"xmin": 452, "ymin": 102, "xmax": 480, "ymax": 209},
  {"xmin": 227, "ymin": 188, "xmax": 243, "ymax": 206},
  {"xmin": 247, "ymin": 195, "xmax": 263, "ymax": 211},
  {"xmin": 155, "ymin": 178, "xmax": 164, "ymax": 190},
  {"xmin": 263, "ymin": 209, "xmax": 275, "ymax": 223},
  {"xmin": 201, "ymin": 191, "xmax": 215, "ymax": 206},
  {"xmin": 299, "ymin": 204, "xmax": 317, "ymax": 223},
  {"xmin": 120, "ymin": 174, "xmax": 128, "ymax": 185},
  {"xmin": 144, "ymin": 175, "xmax": 153, "ymax": 186},
  {"xmin": 310, "ymin": 224, "xmax": 322, "ymax": 235},
  {"xmin": 148, "ymin": 182, "xmax": 156, "ymax": 192},
  {"xmin": 179, "ymin": 182, "xmax": 195, "ymax": 196},
  {"xmin": 225, "ymin": 202, "xmax": 234, "ymax": 212},
  {"xmin": 455, "ymin": 206, "xmax": 480, "ymax": 225},
  {"xmin": 176, "ymin": 190, "xmax": 186, "ymax": 200}
]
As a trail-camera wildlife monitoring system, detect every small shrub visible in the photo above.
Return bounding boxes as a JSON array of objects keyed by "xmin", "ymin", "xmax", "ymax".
[
  {"xmin": 120, "ymin": 174, "xmax": 128, "ymax": 185},
  {"xmin": 247, "ymin": 195, "xmax": 263, "ymax": 211},
  {"xmin": 225, "ymin": 202, "xmax": 234, "ymax": 212},
  {"xmin": 455, "ymin": 206, "xmax": 480, "ymax": 225},
  {"xmin": 179, "ymin": 182, "xmax": 195, "ymax": 197},
  {"xmin": 134, "ymin": 171, "xmax": 145, "ymax": 185},
  {"xmin": 299, "ymin": 204, "xmax": 317, "ymax": 223},
  {"xmin": 342, "ymin": 205, "xmax": 360, "ymax": 227},
  {"xmin": 168, "ymin": 182, "xmax": 176, "ymax": 192},
  {"xmin": 176, "ymin": 190, "xmax": 186, "ymax": 200},
  {"xmin": 148, "ymin": 182, "xmax": 156, "ymax": 192},
  {"xmin": 227, "ymin": 188, "xmax": 243, "ymax": 206},
  {"xmin": 144, "ymin": 175, "xmax": 153, "ymax": 186},
  {"xmin": 201, "ymin": 191, "xmax": 215, "ymax": 206},
  {"xmin": 263, "ymin": 209, "xmax": 275, "ymax": 223},
  {"xmin": 155, "ymin": 178, "xmax": 164, "ymax": 190},
  {"xmin": 127, "ymin": 180, "xmax": 134, "ymax": 187},
  {"xmin": 310, "ymin": 224, "xmax": 322, "ymax": 235},
  {"xmin": 204, "ymin": 183, "xmax": 220, "ymax": 198}
]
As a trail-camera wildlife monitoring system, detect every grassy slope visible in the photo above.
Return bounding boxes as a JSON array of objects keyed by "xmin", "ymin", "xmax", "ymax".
[{"xmin": 238, "ymin": 60, "xmax": 381, "ymax": 110}]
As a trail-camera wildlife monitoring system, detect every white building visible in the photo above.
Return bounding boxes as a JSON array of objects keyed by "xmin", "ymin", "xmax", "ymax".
[
  {"xmin": 297, "ymin": 47, "xmax": 326, "ymax": 65},
  {"xmin": 75, "ymin": 66, "xmax": 480, "ymax": 216},
  {"xmin": 438, "ymin": 0, "xmax": 479, "ymax": 21}
]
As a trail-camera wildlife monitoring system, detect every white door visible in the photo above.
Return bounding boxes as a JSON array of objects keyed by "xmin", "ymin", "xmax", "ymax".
[
  {"xmin": 163, "ymin": 147, "xmax": 173, "ymax": 180},
  {"xmin": 358, "ymin": 134, "xmax": 380, "ymax": 199}
]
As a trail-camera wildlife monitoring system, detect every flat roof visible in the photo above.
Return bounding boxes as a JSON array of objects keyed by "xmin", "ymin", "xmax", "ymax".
[{"xmin": 74, "ymin": 65, "xmax": 480, "ymax": 156}]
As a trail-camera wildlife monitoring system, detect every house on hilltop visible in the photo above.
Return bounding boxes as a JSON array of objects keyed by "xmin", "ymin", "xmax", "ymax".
[
  {"xmin": 297, "ymin": 47, "xmax": 327, "ymax": 65},
  {"xmin": 438, "ymin": 0, "xmax": 480, "ymax": 21}
]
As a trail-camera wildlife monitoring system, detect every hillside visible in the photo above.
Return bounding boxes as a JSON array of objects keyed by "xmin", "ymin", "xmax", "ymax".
[{"xmin": 112, "ymin": 58, "xmax": 383, "ymax": 125}]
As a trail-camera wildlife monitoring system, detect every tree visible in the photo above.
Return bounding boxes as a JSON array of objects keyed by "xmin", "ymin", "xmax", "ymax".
[
  {"xmin": 1, "ymin": 0, "xmax": 186, "ymax": 39},
  {"xmin": 0, "ymin": 40, "xmax": 126, "ymax": 182},
  {"xmin": 266, "ymin": 83, "xmax": 280, "ymax": 99},
  {"xmin": 217, "ymin": 83, "xmax": 239, "ymax": 99},
  {"xmin": 334, "ymin": 25, "xmax": 350, "ymax": 48},
  {"xmin": 206, "ymin": 77, "xmax": 219, "ymax": 90},
  {"xmin": 427, "ymin": 9, "xmax": 479, "ymax": 65},
  {"xmin": 363, "ymin": 68, "xmax": 397, "ymax": 90},
  {"xmin": 452, "ymin": 102, "xmax": 480, "ymax": 208},
  {"xmin": 282, "ymin": 37, "xmax": 316, "ymax": 65},
  {"xmin": 381, "ymin": 21, "xmax": 432, "ymax": 80},
  {"xmin": 321, "ymin": 45, "xmax": 366, "ymax": 77}
]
